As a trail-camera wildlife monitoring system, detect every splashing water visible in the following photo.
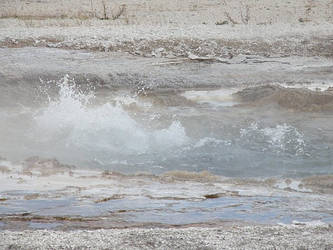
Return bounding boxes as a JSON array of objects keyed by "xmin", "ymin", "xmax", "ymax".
[
  {"xmin": 1, "ymin": 73, "xmax": 331, "ymax": 177},
  {"xmin": 33, "ymin": 76, "xmax": 188, "ymax": 166},
  {"xmin": 240, "ymin": 122, "xmax": 306, "ymax": 155}
]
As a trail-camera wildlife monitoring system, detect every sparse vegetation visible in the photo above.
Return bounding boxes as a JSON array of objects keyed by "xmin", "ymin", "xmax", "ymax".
[
  {"xmin": 90, "ymin": 0, "xmax": 127, "ymax": 21},
  {"xmin": 222, "ymin": 0, "xmax": 250, "ymax": 25},
  {"xmin": 112, "ymin": 4, "xmax": 126, "ymax": 21},
  {"xmin": 240, "ymin": 2, "xmax": 250, "ymax": 24},
  {"xmin": 224, "ymin": 11, "xmax": 239, "ymax": 24},
  {"xmin": 298, "ymin": 0, "xmax": 315, "ymax": 23},
  {"xmin": 0, "ymin": 0, "xmax": 128, "ymax": 24},
  {"xmin": 101, "ymin": 0, "xmax": 108, "ymax": 20},
  {"xmin": 215, "ymin": 20, "xmax": 228, "ymax": 25},
  {"xmin": 0, "ymin": 0, "xmax": 332, "ymax": 26}
]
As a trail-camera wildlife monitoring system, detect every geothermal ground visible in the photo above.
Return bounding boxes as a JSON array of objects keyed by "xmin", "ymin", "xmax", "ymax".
[{"xmin": 0, "ymin": 0, "xmax": 333, "ymax": 249}]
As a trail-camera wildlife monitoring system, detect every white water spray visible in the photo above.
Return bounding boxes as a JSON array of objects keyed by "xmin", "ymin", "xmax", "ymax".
[{"xmin": 34, "ymin": 76, "xmax": 188, "ymax": 162}]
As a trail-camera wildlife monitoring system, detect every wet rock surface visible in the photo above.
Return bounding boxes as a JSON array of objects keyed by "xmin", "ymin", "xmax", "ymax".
[
  {"xmin": 1, "ymin": 48, "xmax": 333, "ymax": 91},
  {"xmin": 234, "ymin": 85, "xmax": 333, "ymax": 111}
]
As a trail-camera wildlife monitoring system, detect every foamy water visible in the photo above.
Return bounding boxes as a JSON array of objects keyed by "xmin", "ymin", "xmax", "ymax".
[
  {"xmin": 0, "ymin": 75, "xmax": 332, "ymax": 177},
  {"xmin": 35, "ymin": 76, "xmax": 187, "ymax": 156},
  {"xmin": 0, "ymin": 52, "xmax": 333, "ymax": 228},
  {"xmin": 29, "ymin": 76, "xmax": 189, "ymax": 170},
  {"xmin": 181, "ymin": 88, "xmax": 239, "ymax": 107},
  {"xmin": 240, "ymin": 122, "xmax": 306, "ymax": 155}
]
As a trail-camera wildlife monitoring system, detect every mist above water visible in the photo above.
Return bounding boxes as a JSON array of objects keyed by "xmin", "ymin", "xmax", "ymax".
[{"xmin": 0, "ymin": 75, "xmax": 332, "ymax": 178}]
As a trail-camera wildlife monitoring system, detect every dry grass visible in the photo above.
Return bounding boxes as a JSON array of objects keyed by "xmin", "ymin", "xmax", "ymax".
[
  {"xmin": 240, "ymin": 2, "xmax": 250, "ymax": 24},
  {"xmin": 0, "ymin": 165, "xmax": 10, "ymax": 174},
  {"xmin": 298, "ymin": 0, "xmax": 315, "ymax": 23},
  {"xmin": 222, "ymin": 0, "xmax": 250, "ymax": 25},
  {"xmin": 87, "ymin": 1, "xmax": 127, "ymax": 21},
  {"xmin": 0, "ymin": 0, "xmax": 128, "ymax": 23},
  {"xmin": 112, "ymin": 4, "xmax": 126, "ymax": 20},
  {"xmin": 224, "ymin": 11, "xmax": 238, "ymax": 25}
]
